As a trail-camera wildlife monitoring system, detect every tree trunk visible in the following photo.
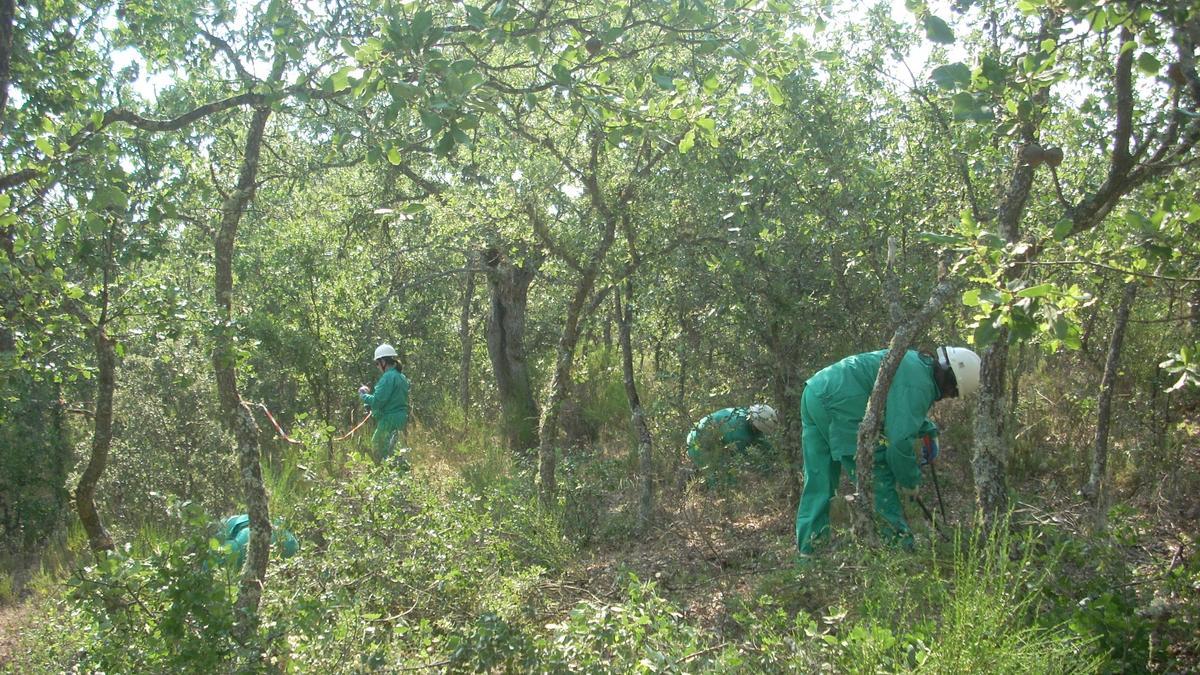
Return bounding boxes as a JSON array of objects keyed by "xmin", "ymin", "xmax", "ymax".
[
  {"xmin": 482, "ymin": 246, "xmax": 541, "ymax": 452},
  {"xmin": 851, "ymin": 274, "xmax": 962, "ymax": 541},
  {"xmin": 459, "ymin": 259, "xmax": 475, "ymax": 422},
  {"xmin": 1007, "ymin": 341, "xmax": 1027, "ymax": 439},
  {"xmin": 0, "ymin": 0, "xmax": 13, "ymax": 121},
  {"xmin": 75, "ymin": 326, "xmax": 116, "ymax": 554},
  {"xmin": 972, "ymin": 134, "xmax": 1039, "ymax": 524},
  {"xmin": 764, "ymin": 320, "xmax": 802, "ymax": 500},
  {"xmin": 212, "ymin": 105, "xmax": 273, "ymax": 643},
  {"xmin": 0, "ymin": 0, "xmax": 15, "ymax": 345},
  {"xmin": 1191, "ymin": 280, "xmax": 1200, "ymax": 336},
  {"xmin": 616, "ymin": 280, "xmax": 654, "ymax": 533},
  {"xmin": 1083, "ymin": 282, "xmax": 1137, "ymax": 515},
  {"xmin": 536, "ymin": 265, "xmax": 600, "ymax": 505}
]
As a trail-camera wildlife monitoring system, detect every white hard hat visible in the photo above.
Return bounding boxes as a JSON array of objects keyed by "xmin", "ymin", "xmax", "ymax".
[
  {"xmin": 373, "ymin": 343, "xmax": 398, "ymax": 361},
  {"xmin": 747, "ymin": 404, "xmax": 778, "ymax": 433},
  {"xmin": 938, "ymin": 346, "xmax": 981, "ymax": 398}
]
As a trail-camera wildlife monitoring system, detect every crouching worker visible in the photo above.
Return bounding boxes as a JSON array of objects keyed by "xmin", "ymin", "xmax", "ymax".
[
  {"xmin": 358, "ymin": 343, "xmax": 410, "ymax": 465},
  {"xmin": 795, "ymin": 347, "xmax": 978, "ymax": 554},
  {"xmin": 686, "ymin": 404, "xmax": 778, "ymax": 486},
  {"xmin": 217, "ymin": 514, "xmax": 299, "ymax": 569}
]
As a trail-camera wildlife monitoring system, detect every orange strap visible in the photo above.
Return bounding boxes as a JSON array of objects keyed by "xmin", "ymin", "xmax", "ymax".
[
  {"xmin": 249, "ymin": 402, "xmax": 372, "ymax": 445},
  {"xmin": 252, "ymin": 403, "xmax": 304, "ymax": 445},
  {"xmin": 335, "ymin": 411, "xmax": 372, "ymax": 441}
]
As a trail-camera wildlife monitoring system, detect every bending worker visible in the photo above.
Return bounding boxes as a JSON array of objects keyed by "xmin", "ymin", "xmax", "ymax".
[
  {"xmin": 358, "ymin": 343, "xmax": 411, "ymax": 464},
  {"xmin": 795, "ymin": 346, "xmax": 979, "ymax": 553},
  {"xmin": 218, "ymin": 514, "xmax": 299, "ymax": 568},
  {"xmin": 687, "ymin": 404, "xmax": 778, "ymax": 484}
]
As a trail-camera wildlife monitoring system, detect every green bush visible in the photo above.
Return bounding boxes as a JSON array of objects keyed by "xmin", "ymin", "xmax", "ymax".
[{"xmin": 10, "ymin": 501, "xmax": 246, "ymax": 673}]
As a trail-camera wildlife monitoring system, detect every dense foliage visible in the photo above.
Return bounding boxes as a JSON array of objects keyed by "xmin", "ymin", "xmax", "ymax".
[{"xmin": 2, "ymin": 0, "xmax": 1198, "ymax": 671}]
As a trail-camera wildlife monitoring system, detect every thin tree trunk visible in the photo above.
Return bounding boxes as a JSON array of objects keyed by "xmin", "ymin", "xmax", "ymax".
[
  {"xmin": 1007, "ymin": 341, "xmax": 1027, "ymax": 438},
  {"xmin": 1083, "ymin": 282, "xmax": 1137, "ymax": 517},
  {"xmin": 0, "ymin": 0, "xmax": 13, "ymax": 121},
  {"xmin": 616, "ymin": 279, "xmax": 654, "ymax": 533},
  {"xmin": 537, "ymin": 266, "xmax": 601, "ymax": 505},
  {"xmin": 482, "ymin": 247, "xmax": 540, "ymax": 452},
  {"xmin": 459, "ymin": 259, "xmax": 475, "ymax": 422},
  {"xmin": 76, "ymin": 326, "xmax": 116, "ymax": 553},
  {"xmin": 676, "ymin": 306, "xmax": 690, "ymax": 437},
  {"xmin": 0, "ymin": 0, "xmax": 16, "ymax": 351},
  {"xmin": 212, "ymin": 105, "xmax": 273, "ymax": 642},
  {"xmin": 851, "ymin": 273, "xmax": 962, "ymax": 541}
]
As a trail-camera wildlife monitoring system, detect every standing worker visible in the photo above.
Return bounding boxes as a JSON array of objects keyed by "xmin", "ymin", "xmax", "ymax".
[
  {"xmin": 358, "ymin": 343, "xmax": 411, "ymax": 465},
  {"xmin": 686, "ymin": 404, "xmax": 778, "ymax": 485},
  {"xmin": 795, "ymin": 347, "xmax": 979, "ymax": 554}
]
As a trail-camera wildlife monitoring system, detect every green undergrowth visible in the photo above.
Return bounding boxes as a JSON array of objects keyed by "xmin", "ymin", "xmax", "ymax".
[{"xmin": 5, "ymin": 435, "xmax": 1196, "ymax": 673}]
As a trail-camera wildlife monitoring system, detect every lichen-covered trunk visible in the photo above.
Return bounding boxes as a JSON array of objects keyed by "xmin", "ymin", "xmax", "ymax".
[
  {"xmin": 1083, "ymin": 282, "xmax": 1137, "ymax": 511},
  {"xmin": 972, "ymin": 134, "xmax": 1038, "ymax": 525},
  {"xmin": 483, "ymin": 250, "xmax": 540, "ymax": 453},
  {"xmin": 616, "ymin": 281, "xmax": 654, "ymax": 533},
  {"xmin": 212, "ymin": 105, "xmax": 272, "ymax": 642},
  {"xmin": 75, "ymin": 327, "xmax": 116, "ymax": 554},
  {"xmin": 537, "ymin": 269, "xmax": 597, "ymax": 506},
  {"xmin": 458, "ymin": 264, "xmax": 475, "ymax": 422},
  {"xmin": 972, "ymin": 336, "xmax": 1011, "ymax": 522}
]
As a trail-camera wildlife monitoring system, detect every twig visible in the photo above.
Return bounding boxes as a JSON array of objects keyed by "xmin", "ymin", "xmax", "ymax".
[
  {"xmin": 392, "ymin": 659, "xmax": 452, "ymax": 671},
  {"xmin": 676, "ymin": 642, "xmax": 729, "ymax": 665}
]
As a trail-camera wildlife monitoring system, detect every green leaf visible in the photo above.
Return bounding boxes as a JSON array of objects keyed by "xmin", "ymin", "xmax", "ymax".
[
  {"xmin": 951, "ymin": 92, "xmax": 993, "ymax": 122},
  {"xmin": 916, "ymin": 231, "xmax": 966, "ymax": 245},
  {"xmin": 435, "ymin": 130, "xmax": 456, "ymax": 155},
  {"xmin": 0, "ymin": 194, "xmax": 9, "ymax": 212},
  {"xmin": 552, "ymin": 64, "xmax": 572, "ymax": 86},
  {"xmin": 1124, "ymin": 211, "xmax": 1154, "ymax": 232},
  {"xmin": 973, "ymin": 313, "xmax": 1001, "ymax": 346},
  {"xmin": 89, "ymin": 186, "xmax": 128, "ymax": 211},
  {"xmin": 35, "ymin": 137, "xmax": 56, "ymax": 157},
  {"xmin": 678, "ymin": 129, "xmax": 696, "ymax": 154},
  {"xmin": 1136, "ymin": 52, "xmax": 1161, "ymax": 75},
  {"xmin": 420, "ymin": 110, "xmax": 444, "ymax": 133},
  {"xmin": 962, "ymin": 289, "xmax": 981, "ymax": 307},
  {"xmin": 923, "ymin": 15, "xmax": 955, "ymax": 45},
  {"xmin": 1052, "ymin": 218, "xmax": 1073, "ymax": 240},
  {"xmin": 387, "ymin": 147, "xmax": 402, "ymax": 165},
  {"xmin": 401, "ymin": 203, "xmax": 426, "ymax": 214},
  {"xmin": 464, "ymin": 5, "xmax": 486, "ymax": 28},
  {"xmin": 389, "ymin": 82, "xmax": 420, "ymax": 101},
  {"xmin": 328, "ymin": 67, "xmax": 353, "ymax": 92},
  {"xmin": 1016, "ymin": 283, "xmax": 1055, "ymax": 298},
  {"xmin": 930, "ymin": 62, "xmax": 971, "ymax": 89},
  {"xmin": 412, "ymin": 10, "xmax": 433, "ymax": 38},
  {"xmin": 766, "ymin": 83, "xmax": 785, "ymax": 106}
]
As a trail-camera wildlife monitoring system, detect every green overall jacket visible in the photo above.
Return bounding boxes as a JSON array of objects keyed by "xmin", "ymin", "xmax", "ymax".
[{"xmin": 360, "ymin": 366, "xmax": 410, "ymax": 461}]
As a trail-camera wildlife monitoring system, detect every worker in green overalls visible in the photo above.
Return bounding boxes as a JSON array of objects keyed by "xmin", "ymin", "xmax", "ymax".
[
  {"xmin": 686, "ymin": 404, "xmax": 778, "ymax": 485},
  {"xmin": 217, "ymin": 514, "xmax": 299, "ymax": 568},
  {"xmin": 358, "ymin": 343, "xmax": 411, "ymax": 465},
  {"xmin": 795, "ymin": 347, "xmax": 980, "ymax": 553}
]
